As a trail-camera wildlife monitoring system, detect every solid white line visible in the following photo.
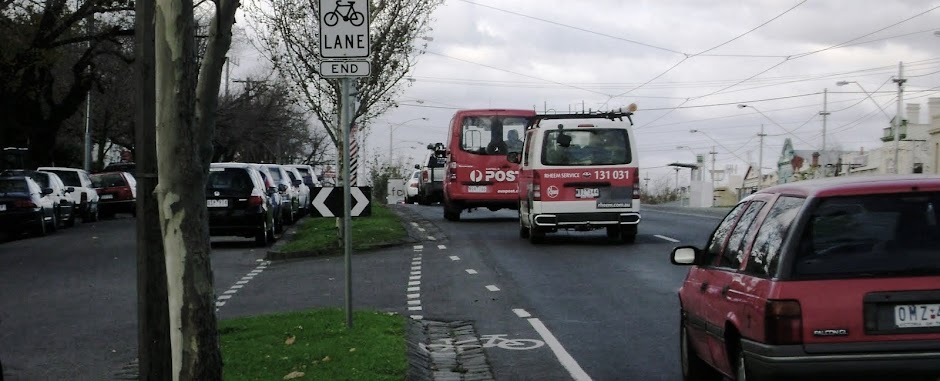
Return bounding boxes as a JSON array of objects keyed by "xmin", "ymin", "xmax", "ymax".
[
  {"xmin": 217, "ymin": 295, "xmax": 232, "ymax": 300},
  {"xmin": 437, "ymin": 245, "xmax": 447, "ymax": 250},
  {"xmin": 486, "ymin": 285, "xmax": 500, "ymax": 292},
  {"xmin": 407, "ymin": 293, "xmax": 420, "ymax": 299},
  {"xmin": 527, "ymin": 318, "xmax": 592, "ymax": 381},
  {"xmin": 513, "ymin": 309, "xmax": 531, "ymax": 318},
  {"xmin": 450, "ymin": 256, "xmax": 460, "ymax": 261},
  {"xmin": 410, "ymin": 315, "xmax": 423, "ymax": 320},
  {"xmin": 407, "ymin": 300, "xmax": 421, "ymax": 305},
  {"xmin": 408, "ymin": 306, "xmax": 423, "ymax": 311},
  {"xmin": 465, "ymin": 269, "xmax": 478, "ymax": 275},
  {"xmin": 408, "ymin": 281, "xmax": 421, "ymax": 286},
  {"xmin": 654, "ymin": 234, "xmax": 680, "ymax": 243},
  {"xmin": 407, "ymin": 286, "xmax": 420, "ymax": 292}
]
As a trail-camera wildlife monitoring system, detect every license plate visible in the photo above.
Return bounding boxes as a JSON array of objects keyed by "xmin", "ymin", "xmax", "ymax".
[
  {"xmin": 576, "ymin": 188, "xmax": 600, "ymax": 199},
  {"xmin": 207, "ymin": 199, "xmax": 229, "ymax": 208},
  {"xmin": 100, "ymin": 194, "xmax": 114, "ymax": 200},
  {"xmin": 467, "ymin": 185, "xmax": 488, "ymax": 193},
  {"xmin": 0, "ymin": 204, "xmax": 5, "ymax": 211},
  {"xmin": 894, "ymin": 304, "xmax": 940, "ymax": 328}
]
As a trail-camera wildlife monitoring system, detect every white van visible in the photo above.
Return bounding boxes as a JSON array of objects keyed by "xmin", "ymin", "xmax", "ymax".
[{"xmin": 509, "ymin": 106, "xmax": 640, "ymax": 244}]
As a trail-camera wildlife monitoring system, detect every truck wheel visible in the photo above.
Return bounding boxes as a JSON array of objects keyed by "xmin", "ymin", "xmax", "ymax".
[
  {"xmin": 621, "ymin": 225, "xmax": 638, "ymax": 244},
  {"xmin": 519, "ymin": 216, "xmax": 530, "ymax": 239},
  {"xmin": 528, "ymin": 225, "xmax": 544, "ymax": 244}
]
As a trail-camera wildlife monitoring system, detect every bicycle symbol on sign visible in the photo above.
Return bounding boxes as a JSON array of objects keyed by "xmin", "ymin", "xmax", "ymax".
[
  {"xmin": 324, "ymin": 0, "xmax": 365, "ymax": 27},
  {"xmin": 419, "ymin": 334, "xmax": 545, "ymax": 353}
]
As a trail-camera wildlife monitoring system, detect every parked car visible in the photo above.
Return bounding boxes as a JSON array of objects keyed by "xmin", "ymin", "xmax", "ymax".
[
  {"xmin": 415, "ymin": 148, "xmax": 446, "ymax": 205},
  {"xmin": 0, "ymin": 176, "xmax": 57, "ymax": 236},
  {"xmin": 36, "ymin": 166, "xmax": 99, "ymax": 222},
  {"xmin": 1, "ymin": 170, "xmax": 76, "ymax": 228},
  {"xmin": 284, "ymin": 166, "xmax": 311, "ymax": 216},
  {"xmin": 262, "ymin": 164, "xmax": 300, "ymax": 225},
  {"xmin": 405, "ymin": 170, "xmax": 420, "ymax": 204},
  {"xmin": 90, "ymin": 171, "xmax": 137, "ymax": 218},
  {"xmin": 285, "ymin": 164, "xmax": 321, "ymax": 189},
  {"xmin": 207, "ymin": 163, "xmax": 276, "ymax": 247},
  {"xmin": 246, "ymin": 163, "xmax": 286, "ymax": 233},
  {"xmin": 100, "ymin": 162, "xmax": 136, "ymax": 176},
  {"xmin": 671, "ymin": 175, "xmax": 940, "ymax": 381}
]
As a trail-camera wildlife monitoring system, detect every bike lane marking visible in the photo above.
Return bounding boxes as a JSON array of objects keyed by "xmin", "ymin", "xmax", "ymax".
[
  {"xmin": 216, "ymin": 260, "xmax": 271, "ymax": 309},
  {"xmin": 486, "ymin": 285, "xmax": 500, "ymax": 292},
  {"xmin": 516, "ymin": 308, "xmax": 592, "ymax": 381},
  {"xmin": 408, "ymin": 245, "xmax": 424, "ymax": 320},
  {"xmin": 466, "ymin": 269, "xmax": 478, "ymax": 275}
]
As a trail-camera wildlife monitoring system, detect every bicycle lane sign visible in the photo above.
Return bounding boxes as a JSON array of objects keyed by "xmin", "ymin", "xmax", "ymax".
[
  {"xmin": 319, "ymin": 0, "xmax": 370, "ymax": 58},
  {"xmin": 420, "ymin": 334, "xmax": 545, "ymax": 353}
]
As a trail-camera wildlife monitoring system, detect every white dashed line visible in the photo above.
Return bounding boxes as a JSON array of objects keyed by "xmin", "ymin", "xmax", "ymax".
[
  {"xmin": 235, "ymin": 280, "xmax": 249, "ymax": 285},
  {"xmin": 408, "ymin": 306, "xmax": 423, "ymax": 311},
  {"xmin": 231, "ymin": 285, "xmax": 244, "ymax": 289},
  {"xmin": 412, "ymin": 267, "xmax": 421, "ymax": 272},
  {"xmin": 449, "ymin": 256, "xmax": 460, "ymax": 261},
  {"xmin": 223, "ymin": 289, "xmax": 238, "ymax": 295},
  {"xmin": 217, "ymin": 294, "xmax": 232, "ymax": 300},
  {"xmin": 409, "ymin": 275, "xmax": 421, "ymax": 280},
  {"xmin": 417, "ymin": 227, "xmax": 426, "ymax": 232},
  {"xmin": 513, "ymin": 309, "xmax": 531, "ymax": 318},
  {"xmin": 410, "ymin": 315, "xmax": 423, "ymax": 320},
  {"xmin": 465, "ymin": 269, "xmax": 478, "ymax": 275},
  {"xmin": 486, "ymin": 285, "xmax": 501, "ymax": 292},
  {"xmin": 411, "ymin": 222, "xmax": 419, "ymax": 227},
  {"xmin": 407, "ymin": 293, "xmax": 420, "ymax": 299},
  {"xmin": 427, "ymin": 236, "xmax": 437, "ymax": 241},
  {"xmin": 414, "ymin": 245, "xmax": 424, "ymax": 251},
  {"xmin": 527, "ymin": 317, "xmax": 592, "ymax": 381},
  {"xmin": 408, "ymin": 300, "xmax": 421, "ymax": 305},
  {"xmin": 216, "ymin": 260, "xmax": 271, "ymax": 310},
  {"xmin": 407, "ymin": 286, "xmax": 420, "ymax": 292},
  {"xmin": 654, "ymin": 234, "xmax": 680, "ymax": 243},
  {"xmin": 437, "ymin": 245, "xmax": 447, "ymax": 250},
  {"xmin": 215, "ymin": 301, "xmax": 226, "ymax": 307},
  {"xmin": 408, "ymin": 281, "xmax": 421, "ymax": 286}
]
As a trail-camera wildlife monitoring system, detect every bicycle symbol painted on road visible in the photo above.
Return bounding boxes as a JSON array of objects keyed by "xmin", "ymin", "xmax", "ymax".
[
  {"xmin": 324, "ymin": 0, "xmax": 365, "ymax": 27},
  {"xmin": 420, "ymin": 334, "xmax": 545, "ymax": 353}
]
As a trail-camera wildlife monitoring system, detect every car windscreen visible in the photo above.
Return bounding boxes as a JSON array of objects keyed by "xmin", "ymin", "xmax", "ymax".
[
  {"xmin": 47, "ymin": 170, "xmax": 81, "ymax": 186},
  {"xmin": 791, "ymin": 192, "xmax": 940, "ymax": 279},
  {"xmin": 91, "ymin": 173, "xmax": 126, "ymax": 188},
  {"xmin": 460, "ymin": 116, "xmax": 528, "ymax": 156},
  {"xmin": 207, "ymin": 168, "xmax": 254, "ymax": 196},
  {"xmin": 541, "ymin": 128, "xmax": 631, "ymax": 166}
]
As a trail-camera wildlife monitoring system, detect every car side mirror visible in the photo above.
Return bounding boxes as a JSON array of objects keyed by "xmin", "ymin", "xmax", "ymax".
[
  {"xmin": 292, "ymin": 179, "xmax": 302, "ymax": 187},
  {"xmin": 278, "ymin": 183, "xmax": 288, "ymax": 192},
  {"xmin": 41, "ymin": 188, "xmax": 54, "ymax": 196},
  {"xmin": 414, "ymin": 164, "xmax": 420, "ymax": 170},
  {"xmin": 65, "ymin": 186, "xmax": 75, "ymax": 193},
  {"xmin": 506, "ymin": 152, "xmax": 522, "ymax": 164},
  {"xmin": 670, "ymin": 246, "xmax": 700, "ymax": 266}
]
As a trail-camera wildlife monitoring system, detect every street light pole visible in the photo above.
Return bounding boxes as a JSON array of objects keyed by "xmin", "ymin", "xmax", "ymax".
[
  {"xmin": 758, "ymin": 124, "xmax": 766, "ymax": 190},
  {"xmin": 820, "ymin": 88, "xmax": 829, "ymax": 153},
  {"xmin": 893, "ymin": 62, "xmax": 906, "ymax": 174},
  {"xmin": 389, "ymin": 117, "xmax": 428, "ymax": 163}
]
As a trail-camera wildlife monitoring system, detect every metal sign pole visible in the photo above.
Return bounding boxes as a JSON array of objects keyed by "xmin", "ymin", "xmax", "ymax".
[{"xmin": 341, "ymin": 77, "xmax": 354, "ymax": 328}]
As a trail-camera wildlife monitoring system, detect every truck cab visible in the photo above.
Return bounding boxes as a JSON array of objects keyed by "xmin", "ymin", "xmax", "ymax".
[{"xmin": 415, "ymin": 147, "xmax": 446, "ymax": 205}]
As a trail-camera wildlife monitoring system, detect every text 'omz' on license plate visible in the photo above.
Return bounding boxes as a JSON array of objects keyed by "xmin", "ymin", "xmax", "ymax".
[
  {"xmin": 576, "ymin": 188, "xmax": 600, "ymax": 199},
  {"xmin": 894, "ymin": 303, "xmax": 940, "ymax": 328}
]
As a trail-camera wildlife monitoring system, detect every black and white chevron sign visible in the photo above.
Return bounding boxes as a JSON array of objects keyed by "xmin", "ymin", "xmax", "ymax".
[{"xmin": 311, "ymin": 186, "xmax": 372, "ymax": 217}]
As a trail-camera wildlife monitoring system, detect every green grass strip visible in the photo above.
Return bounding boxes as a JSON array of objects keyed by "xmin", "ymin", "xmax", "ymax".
[{"xmin": 281, "ymin": 203, "xmax": 409, "ymax": 253}]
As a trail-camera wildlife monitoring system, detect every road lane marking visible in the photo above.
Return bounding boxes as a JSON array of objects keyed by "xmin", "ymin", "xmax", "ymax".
[
  {"xmin": 409, "ymin": 275, "xmax": 421, "ymax": 280},
  {"xmin": 513, "ymin": 309, "xmax": 531, "ymax": 318},
  {"xmin": 215, "ymin": 301, "xmax": 226, "ymax": 307},
  {"xmin": 408, "ymin": 300, "xmax": 421, "ymax": 305},
  {"xmin": 414, "ymin": 245, "xmax": 423, "ymax": 251},
  {"xmin": 407, "ymin": 293, "xmax": 420, "ymax": 299},
  {"xmin": 411, "ymin": 222, "xmax": 419, "ymax": 227},
  {"xmin": 486, "ymin": 285, "xmax": 500, "ymax": 292},
  {"xmin": 466, "ymin": 269, "xmax": 478, "ymax": 275},
  {"xmin": 408, "ymin": 306, "xmax": 423, "ymax": 311},
  {"xmin": 408, "ymin": 281, "xmax": 420, "ymax": 286},
  {"xmin": 527, "ymin": 317, "xmax": 592, "ymax": 381},
  {"xmin": 410, "ymin": 315, "xmax": 423, "ymax": 320},
  {"xmin": 417, "ymin": 227, "xmax": 426, "ymax": 232},
  {"xmin": 407, "ymin": 286, "xmax": 420, "ymax": 292},
  {"xmin": 437, "ymin": 245, "xmax": 447, "ymax": 250},
  {"xmin": 223, "ymin": 289, "xmax": 238, "ymax": 295},
  {"xmin": 412, "ymin": 266, "xmax": 421, "ymax": 271},
  {"xmin": 450, "ymin": 256, "xmax": 460, "ymax": 261},
  {"xmin": 218, "ymin": 294, "xmax": 232, "ymax": 300},
  {"xmin": 654, "ymin": 234, "xmax": 680, "ymax": 243},
  {"xmin": 427, "ymin": 236, "xmax": 437, "ymax": 241}
]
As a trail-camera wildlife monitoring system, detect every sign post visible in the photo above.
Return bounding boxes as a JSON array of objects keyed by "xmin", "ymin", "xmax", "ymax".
[{"xmin": 319, "ymin": 0, "xmax": 370, "ymax": 328}]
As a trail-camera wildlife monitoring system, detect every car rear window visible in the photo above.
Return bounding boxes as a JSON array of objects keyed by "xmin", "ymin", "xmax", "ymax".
[
  {"xmin": 792, "ymin": 192, "xmax": 940, "ymax": 279},
  {"xmin": 91, "ymin": 173, "xmax": 126, "ymax": 188},
  {"xmin": 0, "ymin": 179, "xmax": 28, "ymax": 194},
  {"xmin": 207, "ymin": 168, "xmax": 254, "ymax": 194},
  {"xmin": 541, "ymin": 129, "xmax": 632, "ymax": 166},
  {"xmin": 266, "ymin": 167, "xmax": 283, "ymax": 181}
]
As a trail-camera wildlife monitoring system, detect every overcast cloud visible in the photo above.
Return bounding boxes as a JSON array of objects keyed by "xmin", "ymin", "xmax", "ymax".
[{"xmin": 234, "ymin": 0, "xmax": 940, "ymax": 185}]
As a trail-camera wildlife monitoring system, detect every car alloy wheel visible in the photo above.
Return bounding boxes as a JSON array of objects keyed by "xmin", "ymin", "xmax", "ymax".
[{"xmin": 255, "ymin": 219, "xmax": 269, "ymax": 247}]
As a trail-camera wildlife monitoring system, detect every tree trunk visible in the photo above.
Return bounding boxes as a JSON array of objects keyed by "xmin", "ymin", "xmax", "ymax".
[{"xmin": 153, "ymin": 0, "xmax": 238, "ymax": 379}]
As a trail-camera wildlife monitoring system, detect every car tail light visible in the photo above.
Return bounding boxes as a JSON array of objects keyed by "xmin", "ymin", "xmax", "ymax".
[
  {"xmin": 632, "ymin": 179, "xmax": 640, "ymax": 199},
  {"xmin": 14, "ymin": 199, "xmax": 35, "ymax": 208},
  {"xmin": 248, "ymin": 195, "xmax": 264, "ymax": 207},
  {"xmin": 765, "ymin": 300, "xmax": 803, "ymax": 345},
  {"xmin": 409, "ymin": 182, "xmax": 419, "ymax": 189},
  {"xmin": 119, "ymin": 187, "xmax": 133, "ymax": 199},
  {"xmin": 448, "ymin": 162, "xmax": 457, "ymax": 180},
  {"xmin": 531, "ymin": 170, "xmax": 541, "ymax": 201},
  {"xmin": 421, "ymin": 170, "xmax": 429, "ymax": 183}
]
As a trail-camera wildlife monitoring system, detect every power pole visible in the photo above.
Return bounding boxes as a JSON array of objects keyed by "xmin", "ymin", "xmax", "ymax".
[
  {"xmin": 674, "ymin": 167, "xmax": 680, "ymax": 201},
  {"xmin": 135, "ymin": 0, "xmax": 171, "ymax": 378},
  {"xmin": 710, "ymin": 146, "xmax": 718, "ymax": 206},
  {"xmin": 820, "ymin": 88, "xmax": 830, "ymax": 154},
  {"xmin": 758, "ymin": 124, "xmax": 766, "ymax": 190},
  {"xmin": 893, "ymin": 62, "xmax": 906, "ymax": 174},
  {"xmin": 83, "ymin": 13, "xmax": 95, "ymax": 172}
]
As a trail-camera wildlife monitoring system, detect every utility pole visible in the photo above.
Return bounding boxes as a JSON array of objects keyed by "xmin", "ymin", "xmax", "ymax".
[
  {"xmin": 83, "ymin": 13, "xmax": 95, "ymax": 172},
  {"xmin": 820, "ymin": 88, "xmax": 830, "ymax": 154},
  {"xmin": 134, "ymin": 0, "xmax": 171, "ymax": 377},
  {"xmin": 893, "ymin": 62, "xmax": 906, "ymax": 174},
  {"xmin": 709, "ymin": 146, "xmax": 718, "ymax": 206},
  {"xmin": 758, "ymin": 124, "xmax": 766, "ymax": 190},
  {"xmin": 674, "ymin": 167, "xmax": 680, "ymax": 201}
]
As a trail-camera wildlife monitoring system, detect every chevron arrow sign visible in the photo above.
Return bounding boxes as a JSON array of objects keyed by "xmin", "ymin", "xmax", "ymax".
[{"xmin": 311, "ymin": 186, "xmax": 372, "ymax": 217}]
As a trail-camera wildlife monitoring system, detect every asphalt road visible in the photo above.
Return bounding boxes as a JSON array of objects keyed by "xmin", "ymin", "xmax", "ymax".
[{"xmin": 0, "ymin": 203, "xmax": 727, "ymax": 381}]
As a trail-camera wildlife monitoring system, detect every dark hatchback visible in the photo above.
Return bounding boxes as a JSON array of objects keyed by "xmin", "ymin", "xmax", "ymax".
[
  {"xmin": 0, "ymin": 176, "xmax": 56, "ymax": 236},
  {"xmin": 206, "ymin": 163, "xmax": 276, "ymax": 247}
]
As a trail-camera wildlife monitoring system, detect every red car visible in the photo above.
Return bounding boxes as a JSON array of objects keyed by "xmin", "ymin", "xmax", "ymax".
[
  {"xmin": 671, "ymin": 175, "xmax": 940, "ymax": 381},
  {"xmin": 90, "ymin": 171, "xmax": 137, "ymax": 218}
]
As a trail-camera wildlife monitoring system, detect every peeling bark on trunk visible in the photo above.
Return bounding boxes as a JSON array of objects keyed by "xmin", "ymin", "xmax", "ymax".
[{"xmin": 153, "ymin": 0, "xmax": 238, "ymax": 379}]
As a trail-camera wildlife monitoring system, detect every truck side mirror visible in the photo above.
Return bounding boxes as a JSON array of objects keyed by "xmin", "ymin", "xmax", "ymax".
[
  {"xmin": 506, "ymin": 152, "xmax": 521, "ymax": 164},
  {"xmin": 415, "ymin": 164, "xmax": 420, "ymax": 169}
]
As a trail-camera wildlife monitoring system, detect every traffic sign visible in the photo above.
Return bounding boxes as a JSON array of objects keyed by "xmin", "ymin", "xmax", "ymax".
[
  {"xmin": 319, "ymin": 0, "xmax": 370, "ymax": 58},
  {"xmin": 320, "ymin": 60, "xmax": 371, "ymax": 78},
  {"xmin": 311, "ymin": 186, "xmax": 372, "ymax": 217}
]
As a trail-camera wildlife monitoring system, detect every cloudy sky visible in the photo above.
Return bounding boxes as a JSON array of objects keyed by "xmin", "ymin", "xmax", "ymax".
[{"xmin": 237, "ymin": 0, "xmax": 940, "ymax": 186}]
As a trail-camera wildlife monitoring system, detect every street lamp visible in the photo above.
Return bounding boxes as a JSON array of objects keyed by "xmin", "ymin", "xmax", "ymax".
[
  {"xmin": 389, "ymin": 117, "xmax": 428, "ymax": 161},
  {"xmin": 736, "ymin": 104, "xmax": 768, "ymax": 189}
]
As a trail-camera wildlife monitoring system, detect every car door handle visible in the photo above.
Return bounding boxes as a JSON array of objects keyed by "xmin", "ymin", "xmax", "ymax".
[
  {"xmin": 720, "ymin": 285, "xmax": 731, "ymax": 296},
  {"xmin": 700, "ymin": 282, "xmax": 708, "ymax": 292}
]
